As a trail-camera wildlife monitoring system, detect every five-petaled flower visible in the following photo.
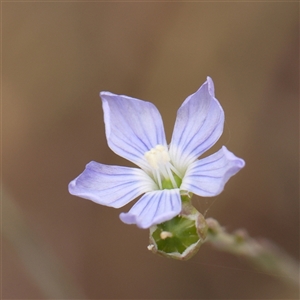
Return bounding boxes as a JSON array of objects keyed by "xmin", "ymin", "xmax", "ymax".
[{"xmin": 68, "ymin": 77, "xmax": 245, "ymax": 229}]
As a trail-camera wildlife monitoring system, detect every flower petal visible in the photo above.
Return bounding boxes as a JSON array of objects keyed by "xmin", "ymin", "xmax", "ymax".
[
  {"xmin": 68, "ymin": 161, "xmax": 156, "ymax": 208},
  {"xmin": 119, "ymin": 189, "xmax": 181, "ymax": 229},
  {"xmin": 100, "ymin": 92, "xmax": 167, "ymax": 170},
  {"xmin": 180, "ymin": 146, "xmax": 245, "ymax": 197},
  {"xmin": 169, "ymin": 77, "xmax": 224, "ymax": 175}
]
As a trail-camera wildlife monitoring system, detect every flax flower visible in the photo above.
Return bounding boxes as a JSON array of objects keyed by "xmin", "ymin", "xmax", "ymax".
[{"xmin": 69, "ymin": 77, "xmax": 245, "ymax": 229}]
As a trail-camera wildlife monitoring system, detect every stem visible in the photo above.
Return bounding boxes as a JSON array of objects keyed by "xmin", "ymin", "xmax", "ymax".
[{"xmin": 205, "ymin": 218, "xmax": 299, "ymax": 287}]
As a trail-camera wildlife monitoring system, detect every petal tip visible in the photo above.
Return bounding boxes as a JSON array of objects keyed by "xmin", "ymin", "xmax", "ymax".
[
  {"xmin": 206, "ymin": 76, "xmax": 215, "ymax": 97},
  {"xmin": 222, "ymin": 146, "xmax": 246, "ymax": 169},
  {"xmin": 100, "ymin": 92, "xmax": 118, "ymax": 105},
  {"xmin": 119, "ymin": 212, "xmax": 150, "ymax": 229},
  {"xmin": 120, "ymin": 212, "xmax": 144, "ymax": 227},
  {"xmin": 100, "ymin": 91, "xmax": 114, "ymax": 98},
  {"xmin": 68, "ymin": 179, "xmax": 76, "ymax": 195}
]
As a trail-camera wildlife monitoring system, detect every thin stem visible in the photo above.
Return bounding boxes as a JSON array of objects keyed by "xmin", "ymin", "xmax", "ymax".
[{"xmin": 205, "ymin": 218, "xmax": 299, "ymax": 287}]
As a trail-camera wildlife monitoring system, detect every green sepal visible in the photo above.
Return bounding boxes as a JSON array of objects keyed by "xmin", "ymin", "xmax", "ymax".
[{"xmin": 148, "ymin": 197, "xmax": 208, "ymax": 260}]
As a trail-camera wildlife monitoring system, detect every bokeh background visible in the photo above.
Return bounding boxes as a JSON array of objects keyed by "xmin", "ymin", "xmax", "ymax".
[{"xmin": 2, "ymin": 1, "xmax": 299, "ymax": 299}]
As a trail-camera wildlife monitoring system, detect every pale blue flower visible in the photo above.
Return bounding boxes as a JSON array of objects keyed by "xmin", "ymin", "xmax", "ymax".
[{"xmin": 68, "ymin": 77, "xmax": 245, "ymax": 229}]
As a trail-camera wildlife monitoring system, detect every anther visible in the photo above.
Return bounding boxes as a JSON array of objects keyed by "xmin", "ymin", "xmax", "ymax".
[
  {"xmin": 144, "ymin": 145, "xmax": 170, "ymax": 169},
  {"xmin": 144, "ymin": 144, "xmax": 181, "ymax": 189}
]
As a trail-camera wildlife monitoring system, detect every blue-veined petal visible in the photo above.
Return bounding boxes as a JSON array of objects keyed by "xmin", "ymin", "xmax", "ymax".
[
  {"xmin": 180, "ymin": 146, "xmax": 245, "ymax": 197},
  {"xmin": 68, "ymin": 161, "xmax": 156, "ymax": 208},
  {"xmin": 119, "ymin": 189, "xmax": 181, "ymax": 229},
  {"xmin": 100, "ymin": 92, "xmax": 167, "ymax": 170},
  {"xmin": 169, "ymin": 77, "xmax": 224, "ymax": 175}
]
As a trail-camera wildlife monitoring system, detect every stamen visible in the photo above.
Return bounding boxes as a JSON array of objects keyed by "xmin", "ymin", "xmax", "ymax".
[
  {"xmin": 145, "ymin": 145, "xmax": 170, "ymax": 169},
  {"xmin": 144, "ymin": 144, "xmax": 181, "ymax": 189},
  {"xmin": 155, "ymin": 170, "xmax": 162, "ymax": 189},
  {"xmin": 166, "ymin": 165, "xmax": 178, "ymax": 188},
  {"xmin": 145, "ymin": 150, "xmax": 159, "ymax": 169},
  {"xmin": 159, "ymin": 164, "xmax": 170, "ymax": 181},
  {"xmin": 169, "ymin": 164, "xmax": 182, "ymax": 178}
]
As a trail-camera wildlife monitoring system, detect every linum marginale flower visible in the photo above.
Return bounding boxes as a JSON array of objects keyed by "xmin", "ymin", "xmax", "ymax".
[{"xmin": 69, "ymin": 77, "xmax": 245, "ymax": 232}]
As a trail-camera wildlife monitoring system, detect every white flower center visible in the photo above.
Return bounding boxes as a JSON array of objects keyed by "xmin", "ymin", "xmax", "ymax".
[
  {"xmin": 144, "ymin": 145, "xmax": 181, "ymax": 189},
  {"xmin": 145, "ymin": 145, "xmax": 170, "ymax": 169}
]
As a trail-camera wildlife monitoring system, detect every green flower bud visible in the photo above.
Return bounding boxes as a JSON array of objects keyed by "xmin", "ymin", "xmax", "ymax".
[{"xmin": 148, "ymin": 196, "xmax": 208, "ymax": 260}]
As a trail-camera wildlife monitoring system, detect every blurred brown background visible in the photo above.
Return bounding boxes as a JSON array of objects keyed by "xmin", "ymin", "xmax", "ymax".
[{"xmin": 2, "ymin": 1, "xmax": 299, "ymax": 299}]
